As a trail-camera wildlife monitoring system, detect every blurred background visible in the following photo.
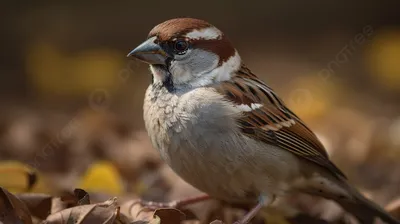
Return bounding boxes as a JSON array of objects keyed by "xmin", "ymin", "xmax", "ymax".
[{"xmin": 0, "ymin": 1, "xmax": 400, "ymax": 223}]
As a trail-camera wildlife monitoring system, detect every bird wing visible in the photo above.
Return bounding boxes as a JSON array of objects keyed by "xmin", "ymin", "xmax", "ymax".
[{"xmin": 214, "ymin": 65, "xmax": 346, "ymax": 179}]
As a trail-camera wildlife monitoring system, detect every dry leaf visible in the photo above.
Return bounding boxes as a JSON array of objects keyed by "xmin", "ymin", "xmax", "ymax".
[
  {"xmin": 17, "ymin": 192, "xmax": 52, "ymax": 220},
  {"xmin": 51, "ymin": 197, "xmax": 70, "ymax": 215},
  {"xmin": 120, "ymin": 199, "xmax": 154, "ymax": 222},
  {"xmin": 120, "ymin": 199, "xmax": 187, "ymax": 224},
  {"xmin": 60, "ymin": 188, "xmax": 91, "ymax": 206},
  {"xmin": 49, "ymin": 188, "xmax": 92, "ymax": 215},
  {"xmin": 44, "ymin": 197, "xmax": 119, "ymax": 224},
  {"xmin": 0, "ymin": 187, "xmax": 32, "ymax": 224},
  {"xmin": 152, "ymin": 208, "xmax": 186, "ymax": 224}
]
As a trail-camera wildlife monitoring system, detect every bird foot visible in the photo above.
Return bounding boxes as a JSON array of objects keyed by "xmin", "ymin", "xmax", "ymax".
[
  {"xmin": 134, "ymin": 194, "xmax": 210, "ymax": 211},
  {"xmin": 134, "ymin": 199, "xmax": 178, "ymax": 211}
]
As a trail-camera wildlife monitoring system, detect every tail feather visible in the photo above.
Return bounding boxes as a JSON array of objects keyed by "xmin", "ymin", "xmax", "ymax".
[
  {"xmin": 303, "ymin": 173, "xmax": 400, "ymax": 224},
  {"xmin": 335, "ymin": 187, "xmax": 400, "ymax": 224}
]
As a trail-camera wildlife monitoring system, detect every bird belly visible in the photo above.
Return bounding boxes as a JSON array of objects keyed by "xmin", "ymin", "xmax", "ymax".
[
  {"xmin": 144, "ymin": 86, "xmax": 301, "ymax": 202},
  {"xmin": 160, "ymin": 124, "xmax": 301, "ymax": 203}
]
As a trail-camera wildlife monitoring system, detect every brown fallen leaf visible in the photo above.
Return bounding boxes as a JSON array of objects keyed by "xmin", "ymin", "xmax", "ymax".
[
  {"xmin": 120, "ymin": 199, "xmax": 187, "ymax": 224},
  {"xmin": 0, "ymin": 187, "xmax": 32, "ymax": 224},
  {"xmin": 120, "ymin": 199, "xmax": 154, "ymax": 222},
  {"xmin": 44, "ymin": 197, "xmax": 122, "ymax": 224},
  {"xmin": 60, "ymin": 188, "xmax": 91, "ymax": 206},
  {"xmin": 51, "ymin": 197, "xmax": 70, "ymax": 215},
  {"xmin": 17, "ymin": 192, "xmax": 52, "ymax": 220},
  {"xmin": 51, "ymin": 188, "xmax": 92, "ymax": 214},
  {"xmin": 153, "ymin": 208, "xmax": 186, "ymax": 224},
  {"xmin": 129, "ymin": 208, "xmax": 186, "ymax": 224}
]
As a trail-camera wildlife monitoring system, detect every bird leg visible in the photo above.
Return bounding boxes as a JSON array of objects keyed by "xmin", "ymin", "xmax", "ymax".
[
  {"xmin": 136, "ymin": 194, "xmax": 211, "ymax": 210},
  {"xmin": 233, "ymin": 195, "xmax": 272, "ymax": 224}
]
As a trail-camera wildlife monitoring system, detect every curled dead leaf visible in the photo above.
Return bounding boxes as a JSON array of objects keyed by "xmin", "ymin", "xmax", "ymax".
[
  {"xmin": 0, "ymin": 187, "xmax": 32, "ymax": 224},
  {"xmin": 153, "ymin": 208, "xmax": 186, "ymax": 224},
  {"xmin": 17, "ymin": 192, "xmax": 52, "ymax": 220},
  {"xmin": 50, "ymin": 188, "xmax": 92, "ymax": 215},
  {"xmin": 120, "ymin": 199, "xmax": 154, "ymax": 223},
  {"xmin": 120, "ymin": 199, "xmax": 187, "ymax": 224},
  {"xmin": 45, "ymin": 197, "xmax": 120, "ymax": 224},
  {"xmin": 60, "ymin": 188, "xmax": 91, "ymax": 206}
]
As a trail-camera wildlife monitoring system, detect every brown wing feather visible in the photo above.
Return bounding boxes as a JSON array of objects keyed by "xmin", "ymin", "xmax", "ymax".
[{"xmin": 214, "ymin": 65, "xmax": 346, "ymax": 179}]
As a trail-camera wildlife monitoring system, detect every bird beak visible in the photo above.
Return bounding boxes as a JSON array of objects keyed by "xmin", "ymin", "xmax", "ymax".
[{"xmin": 127, "ymin": 36, "xmax": 169, "ymax": 65}]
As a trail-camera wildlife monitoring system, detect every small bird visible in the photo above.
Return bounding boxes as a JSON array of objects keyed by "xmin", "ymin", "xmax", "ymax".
[{"xmin": 127, "ymin": 18, "xmax": 399, "ymax": 224}]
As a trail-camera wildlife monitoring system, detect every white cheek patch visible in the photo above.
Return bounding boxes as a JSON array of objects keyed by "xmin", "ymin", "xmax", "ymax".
[
  {"xmin": 236, "ymin": 103, "xmax": 263, "ymax": 112},
  {"xmin": 213, "ymin": 51, "xmax": 241, "ymax": 82},
  {"xmin": 186, "ymin": 50, "xmax": 241, "ymax": 88},
  {"xmin": 185, "ymin": 27, "xmax": 222, "ymax": 40}
]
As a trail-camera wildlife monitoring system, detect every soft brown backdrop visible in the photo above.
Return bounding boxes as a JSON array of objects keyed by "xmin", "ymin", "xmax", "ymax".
[{"xmin": 0, "ymin": 1, "xmax": 400, "ymax": 223}]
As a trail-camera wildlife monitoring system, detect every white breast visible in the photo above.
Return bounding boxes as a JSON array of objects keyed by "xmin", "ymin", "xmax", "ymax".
[{"xmin": 143, "ymin": 85, "xmax": 301, "ymax": 202}]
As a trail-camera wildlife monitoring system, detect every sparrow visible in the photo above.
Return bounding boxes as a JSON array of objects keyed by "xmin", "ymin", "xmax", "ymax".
[{"xmin": 127, "ymin": 18, "xmax": 400, "ymax": 224}]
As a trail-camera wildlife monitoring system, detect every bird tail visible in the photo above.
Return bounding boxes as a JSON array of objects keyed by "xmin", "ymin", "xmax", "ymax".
[{"xmin": 335, "ymin": 185, "xmax": 399, "ymax": 224}]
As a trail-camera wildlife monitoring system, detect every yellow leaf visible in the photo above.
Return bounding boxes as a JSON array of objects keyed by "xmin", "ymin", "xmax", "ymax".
[
  {"xmin": 0, "ymin": 161, "xmax": 49, "ymax": 193},
  {"xmin": 78, "ymin": 161, "xmax": 123, "ymax": 195}
]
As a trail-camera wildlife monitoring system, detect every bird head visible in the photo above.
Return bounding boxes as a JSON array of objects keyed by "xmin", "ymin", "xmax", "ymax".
[{"xmin": 127, "ymin": 18, "xmax": 241, "ymax": 90}]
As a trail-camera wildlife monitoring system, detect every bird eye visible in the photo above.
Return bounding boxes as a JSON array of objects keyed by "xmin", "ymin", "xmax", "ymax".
[{"xmin": 173, "ymin": 40, "xmax": 189, "ymax": 54}]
